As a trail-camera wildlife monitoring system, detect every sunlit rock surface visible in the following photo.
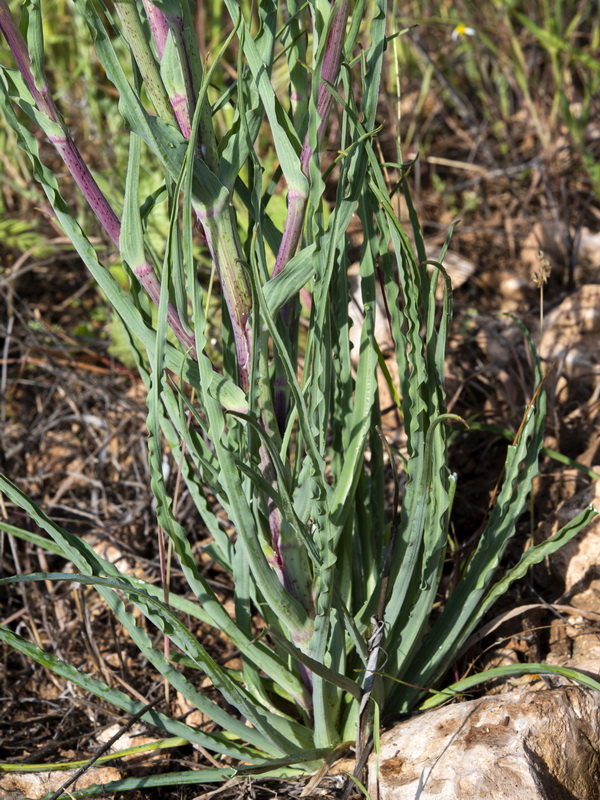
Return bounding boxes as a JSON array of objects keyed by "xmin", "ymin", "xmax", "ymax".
[{"xmin": 369, "ymin": 687, "xmax": 600, "ymax": 800}]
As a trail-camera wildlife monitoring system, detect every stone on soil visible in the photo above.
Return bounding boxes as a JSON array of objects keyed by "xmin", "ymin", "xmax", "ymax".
[{"xmin": 369, "ymin": 687, "xmax": 600, "ymax": 800}]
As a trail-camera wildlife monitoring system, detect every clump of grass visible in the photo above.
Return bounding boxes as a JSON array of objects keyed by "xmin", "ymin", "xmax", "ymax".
[
  {"xmin": 392, "ymin": 0, "xmax": 600, "ymax": 195},
  {"xmin": 0, "ymin": 0, "xmax": 598, "ymax": 796}
]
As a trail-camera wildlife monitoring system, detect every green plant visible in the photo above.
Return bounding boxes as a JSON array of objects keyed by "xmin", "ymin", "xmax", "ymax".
[
  {"xmin": 391, "ymin": 1, "xmax": 600, "ymax": 196},
  {"xmin": 0, "ymin": 0, "xmax": 598, "ymax": 796}
]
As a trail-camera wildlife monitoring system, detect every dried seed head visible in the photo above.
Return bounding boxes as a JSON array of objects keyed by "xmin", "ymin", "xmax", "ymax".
[{"xmin": 532, "ymin": 249, "xmax": 552, "ymax": 288}]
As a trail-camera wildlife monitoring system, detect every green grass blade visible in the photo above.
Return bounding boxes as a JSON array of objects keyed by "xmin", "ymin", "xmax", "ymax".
[
  {"xmin": 222, "ymin": 0, "xmax": 307, "ymax": 199},
  {"xmin": 421, "ymin": 661, "xmax": 600, "ymax": 712},
  {"xmin": 474, "ymin": 502, "xmax": 599, "ymax": 635},
  {"xmin": 329, "ymin": 193, "xmax": 378, "ymax": 530},
  {"xmin": 0, "ymin": 479, "xmax": 298, "ymax": 753},
  {"xmin": 2, "ymin": 571, "xmax": 312, "ymax": 752},
  {"xmin": 0, "ymin": 737, "xmax": 188, "ymax": 772},
  {"xmin": 0, "ymin": 624, "xmax": 261, "ymax": 760}
]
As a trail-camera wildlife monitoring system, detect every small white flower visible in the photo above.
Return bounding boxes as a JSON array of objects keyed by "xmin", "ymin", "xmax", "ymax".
[{"xmin": 451, "ymin": 24, "xmax": 476, "ymax": 41}]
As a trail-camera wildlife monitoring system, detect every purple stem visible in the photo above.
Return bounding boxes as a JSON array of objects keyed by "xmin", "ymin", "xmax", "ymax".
[
  {"xmin": 142, "ymin": 0, "xmax": 251, "ymax": 390},
  {"xmin": 271, "ymin": 188, "xmax": 306, "ymax": 280},
  {"xmin": 271, "ymin": 0, "xmax": 349, "ymax": 281},
  {"xmin": 140, "ymin": 0, "xmax": 192, "ymax": 135},
  {"xmin": 0, "ymin": 0, "xmax": 43, "ymax": 104},
  {"xmin": 165, "ymin": 12, "xmax": 198, "ymax": 143},
  {"xmin": 270, "ymin": 0, "xmax": 348, "ymax": 432},
  {"xmin": 141, "ymin": 0, "xmax": 168, "ymax": 59},
  {"xmin": 199, "ymin": 209, "xmax": 252, "ymax": 392},
  {"xmin": 141, "ymin": 3, "xmax": 306, "ymax": 689},
  {"xmin": 300, "ymin": 0, "xmax": 349, "ymax": 176},
  {"xmin": 0, "ymin": 0, "xmax": 195, "ymax": 356},
  {"xmin": 48, "ymin": 133, "xmax": 122, "ymax": 246},
  {"xmin": 170, "ymin": 93, "xmax": 192, "ymax": 140}
]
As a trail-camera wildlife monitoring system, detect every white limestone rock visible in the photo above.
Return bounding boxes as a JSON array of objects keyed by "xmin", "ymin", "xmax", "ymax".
[
  {"xmin": 369, "ymin": 687, "xmax": 600, "ymax": 800},
  {"xmin": 544, "ymin": 475, "xmax": 600, "ymax": 612},
  {"xmin": 539, "ymin": 284, "xmax": 600, "ymax": 384}
]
